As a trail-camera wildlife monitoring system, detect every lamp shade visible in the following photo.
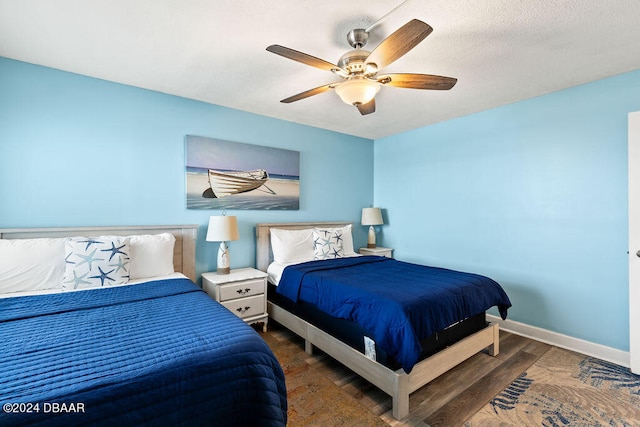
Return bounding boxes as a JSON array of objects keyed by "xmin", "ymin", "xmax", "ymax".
[
  {"xmin": 361, "ymin": 207, "xmax": 383, "ymax": 226},
  {"xmin": 335, "ymin": 78, "xmax": 381, "ymax": 106},
  {"xmin": 206, "ymin": 216, "xmax": 239, "ymax": 242}
]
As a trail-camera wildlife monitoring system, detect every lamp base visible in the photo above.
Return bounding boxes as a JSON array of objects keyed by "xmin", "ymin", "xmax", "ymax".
[
  {"xmin": 216, "ymin": 241, "xmax": 230, "ymax": 275},
  {"xmin": 367, "ymin": 225, "xmax": 377, "ymax": 249}
]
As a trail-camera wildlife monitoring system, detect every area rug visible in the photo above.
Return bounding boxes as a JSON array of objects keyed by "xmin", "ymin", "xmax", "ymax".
[
  {"xmin": 262, "ymin": 330, "xmax": 387, "ymax": 426},
  {"xmin": 465, "ymin": 347, "xmax": 640, "ymax": 426}
]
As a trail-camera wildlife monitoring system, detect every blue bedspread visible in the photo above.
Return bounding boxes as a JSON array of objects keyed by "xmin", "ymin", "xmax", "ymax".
[
  {"xmin": 277, "ymin": 256, "xmax": 511, "ymax": 373},
  {"xmin": 0, "ymin": 278, "xmax": 287, "ymax": 426}
]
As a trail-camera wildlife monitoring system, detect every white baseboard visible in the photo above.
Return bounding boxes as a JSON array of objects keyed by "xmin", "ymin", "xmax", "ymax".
[{"xmin": 487, "ymin": 314, "xmax": 630, "ymax": 368}]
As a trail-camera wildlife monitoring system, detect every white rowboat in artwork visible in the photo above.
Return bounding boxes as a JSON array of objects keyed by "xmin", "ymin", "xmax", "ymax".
[{"xmin": 203, "ymin": 169, "xmax": 274, "ymax": 198}]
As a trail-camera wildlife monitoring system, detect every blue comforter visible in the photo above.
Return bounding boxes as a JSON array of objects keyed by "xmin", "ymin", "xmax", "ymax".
[
  {"xmin": 277, "ymin": 256, "xmax": 511, "ymax": 373},
  {"xmin": 0, "ymin": 278, "xmax": 287, "ymax": 426}
]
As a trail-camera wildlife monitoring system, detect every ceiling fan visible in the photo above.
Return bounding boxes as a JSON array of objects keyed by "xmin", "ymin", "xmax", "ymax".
[{"xmin": 266, "ymin": 18, "xmax": 457, "ymax": 115}]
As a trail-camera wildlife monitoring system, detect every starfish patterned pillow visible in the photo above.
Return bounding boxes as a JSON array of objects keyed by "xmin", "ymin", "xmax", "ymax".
[
  {"xmin": 312, "ymin": 228, "xmax": 345, "ymax": 260},
  {"xmin": 63, "ymin": 236, "xmax": 130, "ymax": 290}
]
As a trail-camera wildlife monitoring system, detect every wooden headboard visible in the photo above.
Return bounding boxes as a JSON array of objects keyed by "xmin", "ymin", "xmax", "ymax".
[
  {"xmin": 255, "ymin": 222, "xmax": 352, "ymax": 272},
  {"xmin": 0, "ymin": 225, "xmax": 198, "ymax": 282}
]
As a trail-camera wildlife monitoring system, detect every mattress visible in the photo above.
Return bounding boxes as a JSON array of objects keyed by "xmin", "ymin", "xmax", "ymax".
[
  {"xmin": 268, "ymin": 283, "xmax": 487, "ymax": 370},
  {"xmin": 0, "ymin": 277, "xmax": 287, "ymax": 426}
]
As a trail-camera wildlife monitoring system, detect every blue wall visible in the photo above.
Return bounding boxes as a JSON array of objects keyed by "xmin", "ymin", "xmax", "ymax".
[
  {"xmin": 3, "ymin": 55, "xmax": 639, "ymax": 353},
  {"xmin": 375, "ymin": 69, "xmax": 640, "ymax": 351},
  {"xmin": 0, "ymin": 57, "xmax": 374, "ymax": 278}
]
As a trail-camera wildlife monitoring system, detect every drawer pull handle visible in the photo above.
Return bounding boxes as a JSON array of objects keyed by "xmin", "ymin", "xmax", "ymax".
[
  {"xmin": 236, "ymin": 306, "xmax": 251, "ymax": 314},
  {"xmin": 236, "ymin": 288, "xmax": 252, "ymax": 295}
]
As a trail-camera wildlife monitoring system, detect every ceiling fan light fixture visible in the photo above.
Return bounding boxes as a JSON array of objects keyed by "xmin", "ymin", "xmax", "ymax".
[{"xmin": 335, "ymin": 78, "xmax": 381, "ymax": 106}]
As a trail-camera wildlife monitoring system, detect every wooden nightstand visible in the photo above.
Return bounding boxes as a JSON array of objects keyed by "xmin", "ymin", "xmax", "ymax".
[
  {"xmin": 202, "ymin": 268, "xmax": 269, "ymax": 332},
  {"xmin": 358, "ymin": 247, "xmax": 393, "ymax": 258}
]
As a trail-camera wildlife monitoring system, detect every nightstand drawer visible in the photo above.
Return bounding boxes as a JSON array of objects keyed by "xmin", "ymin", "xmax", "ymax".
[
  {"xmin": 219, "ymin": 279, "xmax": 265, "ymax": 301},
  {"xmin": 358, "ymin": 247, "xmax": 393, "ymax": 258},
  {"xmin": 221, "ymin": 295, "xmax": 264, "ymax": 320}
]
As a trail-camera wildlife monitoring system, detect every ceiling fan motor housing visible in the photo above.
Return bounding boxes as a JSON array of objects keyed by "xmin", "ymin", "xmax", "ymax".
[{"xmin": 338, "ymin": 49, "xmax": 374, "ymax": 75}]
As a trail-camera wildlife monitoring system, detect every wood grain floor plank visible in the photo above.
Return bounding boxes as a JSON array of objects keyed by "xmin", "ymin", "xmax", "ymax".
[
  {"xmin": 425, "ymin": 347, "xmax": 550, "ymax": 426},
  {"xmin": 407, "ymin": 353, "xmax": 497, "ymax": 420},
  {"xmin": 407, "ymin": 331, "xmax": 533, "ymax": 419},
  {"xmin": 520, "ymin": 338, "xmax": 554, "ymax": 358}
]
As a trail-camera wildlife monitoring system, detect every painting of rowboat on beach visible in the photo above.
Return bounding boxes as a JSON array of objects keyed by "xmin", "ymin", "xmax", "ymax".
[{"xmin": 186, "ymin": 135, "xmax": 300, "ymax": 210}]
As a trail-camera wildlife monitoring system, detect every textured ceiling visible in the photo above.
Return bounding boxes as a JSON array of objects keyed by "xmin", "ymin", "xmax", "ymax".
[{"xmin": 1, "ymin": 0, "xmax": 640, "ymax": 140}]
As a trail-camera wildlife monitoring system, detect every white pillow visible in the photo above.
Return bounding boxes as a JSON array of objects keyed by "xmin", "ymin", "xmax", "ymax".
[
  {"xmin": 63, "ymin": 236, "xmax": 131, "ymax": 290},
  {"xmin": 313, "ymin": 229, "xmax": 345, "ymax": 260},
  {"xmin": 270, "ymin": 228, "xmax": 315, "ymax": 264},
  {"xmin": 128, "ymin": 233, "xmax": 175, "ymax": 279},
  {"xmin": 315, "ymin": 224, "xmax": 355, "ymax": 255},
  {"xmin": 0, "ymin": 238, "xmax": 66, "ymax": 294}
]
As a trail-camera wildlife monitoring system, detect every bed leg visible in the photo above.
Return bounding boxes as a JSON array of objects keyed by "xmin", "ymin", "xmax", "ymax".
[
  {"xmin": 304, "ymin": 339, "xmax": 314, "ymax": 355},
  {"xmin": 392, "ymin": 375, "xmax": 409, "ymax": 419},
  {"xmin": 488, "ymin": 322, "xmax": 500, "ymax": 356}
]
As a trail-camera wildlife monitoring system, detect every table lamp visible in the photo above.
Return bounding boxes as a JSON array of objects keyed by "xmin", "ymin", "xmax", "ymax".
[
  {"xmin": 361, "ymin": 207, "xmax": 383, "ymax": 248},
  {"xmin": 206, "ymin": 215, "xmax": 239, "ymax": 274}
]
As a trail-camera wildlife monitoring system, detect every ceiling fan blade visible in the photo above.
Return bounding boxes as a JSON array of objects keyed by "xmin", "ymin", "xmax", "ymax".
[
  {"xmin": 280, "ymin": 82, "xmax": 340, "ymax": 103},
  {"xmin": 365, "ymin": 19, "xmax": 433, "ymax": 71},
  {"xmin": 267, "ymin": 45, "xmax": 339, "ymax": 72},
  {"xmin": 357, "ymin": 99, "xmax": 376, "ymax": 115},
  {"xmin": 378, "ymin": 73, "xmax": 457, "ymax": 90}
]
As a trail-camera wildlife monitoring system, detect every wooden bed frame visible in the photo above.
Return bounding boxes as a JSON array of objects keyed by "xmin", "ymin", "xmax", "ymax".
[
  {"xmin": 0, "ymin": 224, "xmax": 198, "ymax": 282},
  {"xmin": 256, "ymin": 222, "xmax": 500, "ymax": 420}
]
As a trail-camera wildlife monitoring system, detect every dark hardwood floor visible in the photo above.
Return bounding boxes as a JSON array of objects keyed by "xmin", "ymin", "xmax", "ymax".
[{"xmin": 263, "ymin": 323, "xmax": 553, "ymax": 426}]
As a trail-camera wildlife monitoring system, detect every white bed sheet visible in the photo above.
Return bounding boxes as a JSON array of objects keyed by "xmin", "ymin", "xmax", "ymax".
[
  {"xmin": 267, "ymin": 262, "xmax": 292, "ymax": 286},
  {"xmin": 267, "ymin": 254, "xmax": 362, "ymax": 286},
  {"xmin": 0, "ymin": 272, "xmax": 187, "ymax": 299}
]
